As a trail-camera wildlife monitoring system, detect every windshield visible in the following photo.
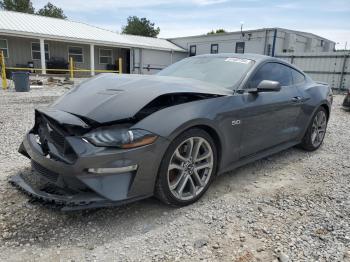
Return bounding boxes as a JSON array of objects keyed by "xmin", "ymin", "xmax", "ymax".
[{"xmin": 158, "ymin": 56, "xmax": 254, "ymax": 89}]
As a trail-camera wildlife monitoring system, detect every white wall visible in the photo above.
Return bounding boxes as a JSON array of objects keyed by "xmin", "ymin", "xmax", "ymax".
[
  {"xmin": 276, "ymin": 52, "xmax": 350, "ymax": 89},
  {"xmin": 170, "ymin": 30, "xmax": 268, "ymax": 55},
  {"xmin": 169, "ymin": 29, "xmax": 335, "ymax": 56},
  {"xmin": 131, "ymin": 48, "xmax": 187, "ymax": 75}
]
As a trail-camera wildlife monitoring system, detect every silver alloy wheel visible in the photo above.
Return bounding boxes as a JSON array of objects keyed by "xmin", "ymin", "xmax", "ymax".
[
  {"xmin": 311, "ymin": 110, "xmax": 327, "ymax": 147},
  {"xmin": 167, "ymin": 137, "xmax": 214, "ymax": 201}
]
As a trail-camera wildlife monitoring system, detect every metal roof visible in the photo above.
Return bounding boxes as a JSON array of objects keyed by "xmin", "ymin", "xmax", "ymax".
[
  {"xmin": 168, "ymin": 27, "xmax": 335, "ymax": 43},
  {"xmin": 0, "ymin": 11, "xmax": 185, "ymax": 52}
]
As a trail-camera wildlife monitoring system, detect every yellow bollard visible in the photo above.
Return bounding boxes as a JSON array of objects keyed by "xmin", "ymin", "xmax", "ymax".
[
  {"xmin": 118, "ymin": 58, "xmax": 122, "ymax": 74},
  {"xmin": 69, "ymin": 57, "xmax": 74, "ymax": 79},
  {"xmin": 1, "ymin": 51, "xmax": 7, "ymax": 90}
]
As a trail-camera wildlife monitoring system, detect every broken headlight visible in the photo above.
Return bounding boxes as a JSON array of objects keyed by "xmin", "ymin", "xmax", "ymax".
[{"xmin": 83, "ymin": 127, "xmax": 157, "ymax": 148}]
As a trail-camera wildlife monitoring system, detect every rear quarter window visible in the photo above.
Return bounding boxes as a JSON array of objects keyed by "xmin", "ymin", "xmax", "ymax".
[
  {"xmin": 248, "ymin": 62, "xmax": 293, "ymax": 88},
  {"xmin": 292, "ymin": 69, "xmax": 306, "ymax": 84}
]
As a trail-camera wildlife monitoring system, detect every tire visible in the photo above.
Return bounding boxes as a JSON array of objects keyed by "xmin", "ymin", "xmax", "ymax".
[
  {"xmin": 300, "ymin": 107, "xmax": 328, "ymax": 151},
  {"xmin": 155, "ymin": 128, "xmax": 218, "ymax": 206}
]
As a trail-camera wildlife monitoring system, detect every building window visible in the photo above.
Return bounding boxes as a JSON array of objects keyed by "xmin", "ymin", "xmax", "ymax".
[
  {"xmin": 320, "ymin": 40, "xmax": 324, "ymax": 47},
  {"xmin": 31, "ymin": 42, "xmax": 49, "ymax": 60},
  {"xmin": 235, "ymin": 42, "xmax": 245, "ymax": 53},
  {"xmin": 68, "ymin": 46, "xmax": 84, "ymax": 63},
  {"xmin": 267, "ymin": 44, "xmax": 272, "ymax": 56},
  {"xmin": 211, "ymin": 44, "xmax": 218, "ymax": 54},
  {"xmin": 0, "ymin": 39, "xmax": 9, "ymax": 58},
  {"xmin": 189, "ymin": 45, "xmax": 196, "ymax": 56},
  {"xmin": 99, "ymin": 48, "xmax": 113, "ymax": 64}
]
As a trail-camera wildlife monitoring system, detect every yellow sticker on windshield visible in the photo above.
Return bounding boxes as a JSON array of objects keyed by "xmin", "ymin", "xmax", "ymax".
[{"xmin": 225, "ymin": 58, "xmax": 250, "ymax": 64}]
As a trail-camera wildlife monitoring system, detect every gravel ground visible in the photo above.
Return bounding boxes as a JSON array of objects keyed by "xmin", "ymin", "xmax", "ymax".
[{"xmin": 0, "ymin": 85, "xmax": 349, "ymax": 262}]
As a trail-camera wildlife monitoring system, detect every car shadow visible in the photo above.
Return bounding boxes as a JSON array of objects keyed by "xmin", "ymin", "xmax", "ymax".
[{"xmin": 1, "ymin": 146, "xmax": 311, "ymax": 248}]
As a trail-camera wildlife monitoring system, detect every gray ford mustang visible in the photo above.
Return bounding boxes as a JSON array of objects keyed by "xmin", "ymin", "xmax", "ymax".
[{"xmin": 11, "ymin": 54, "xmax": 333, "ymax": 210}]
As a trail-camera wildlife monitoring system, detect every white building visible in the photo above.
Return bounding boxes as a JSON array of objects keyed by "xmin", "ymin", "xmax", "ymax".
[
  {"xmin": 0, "ymin": 11, "xmax": 337, "ymax": 77},
  {"xmin": 169, "ymin": 28, "xmax": 335, "ymax": 57},
  {"xmin": 0, "ymin": 11, "xmax": 187, "ymax": 76}
]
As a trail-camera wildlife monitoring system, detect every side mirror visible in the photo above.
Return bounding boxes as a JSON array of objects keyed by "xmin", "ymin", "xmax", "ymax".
[{"xmin": 256, "ymin": 80, "xmax": 281, "ymax": 92}]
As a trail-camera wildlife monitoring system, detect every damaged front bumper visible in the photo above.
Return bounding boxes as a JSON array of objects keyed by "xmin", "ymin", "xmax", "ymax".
[
  {"xmin": 11, "ymin": 129, "xmax": 169, "ymax": 211},
  {"xmin": 10, "ymin": 173, "xmax": 149, "ymax": 211}
]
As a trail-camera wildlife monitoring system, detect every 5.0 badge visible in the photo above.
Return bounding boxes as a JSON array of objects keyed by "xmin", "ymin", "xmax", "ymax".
[{"xmin": 232, "ymin": 120, "xmax": 241, "ymax": 126}]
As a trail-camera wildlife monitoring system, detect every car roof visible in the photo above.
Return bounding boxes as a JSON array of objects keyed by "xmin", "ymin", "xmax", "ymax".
[
  {"xmin": 194, "ymin": 53, "xmax": 308, "ymax": 75},
  {"xmin": 194, "ymin": 53, "xmax": 281, "ymax": 63}
]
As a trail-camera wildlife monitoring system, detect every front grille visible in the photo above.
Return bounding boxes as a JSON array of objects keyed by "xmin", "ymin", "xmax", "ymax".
[
  {"xmin": 31, "ymin": 160, "xmax": 59, "ymax": 183},
  {"xmin": 37, "ymin": 117, "xmax": 66, "ymax": 150},
  {"xmin": 50, "ymin": 127, "xmax": 65, "ymax": 148},
  {"xmin": 35, "ymin": 113, "xmax": 78, "ymax": 163}
]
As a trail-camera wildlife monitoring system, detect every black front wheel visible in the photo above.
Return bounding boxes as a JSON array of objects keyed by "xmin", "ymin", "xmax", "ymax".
[{"xmin": 155, "ymin": 128, "xmax": 218, "ymax": 206}]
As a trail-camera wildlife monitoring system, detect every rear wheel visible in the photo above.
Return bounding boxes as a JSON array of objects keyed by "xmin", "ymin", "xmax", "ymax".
[
  {"xmin": 300, "ymin": 107, "xmax": 328, "ymax": 151},
  {"xmin": 155, "ymin": 128, "xmax": 217, "ymax": 206}
]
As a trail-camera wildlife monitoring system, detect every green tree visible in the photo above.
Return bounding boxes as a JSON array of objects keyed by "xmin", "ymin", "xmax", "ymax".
[
  {"xmin": 207, "ymin": 29, "xmax": 226, "ymax": 35},
  {"xmin": 37, "ymin": 2, "xmax": 66, "ymax": 19},
  {"xmin": 122, "ymin": 16, "xmax": 160, "ymax": 37},
  {"xmin": 0, "ymin": 0, "xmax": 34, "ymax": 13}
]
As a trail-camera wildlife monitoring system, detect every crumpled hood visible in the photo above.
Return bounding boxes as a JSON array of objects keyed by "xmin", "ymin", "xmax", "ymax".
[{"xmin": 52, "ymin": 74, "xmax": 231, "ymax": 123}]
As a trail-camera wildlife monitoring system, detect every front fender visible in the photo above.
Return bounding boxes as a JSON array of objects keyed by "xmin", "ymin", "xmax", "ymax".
[
  {"xmin": 132, "ymin": 99, "xmax": 225, "ymax": 141},
  {"xmin": 132, "ymin": 96, "xmax": 241, "ymax": 173}
]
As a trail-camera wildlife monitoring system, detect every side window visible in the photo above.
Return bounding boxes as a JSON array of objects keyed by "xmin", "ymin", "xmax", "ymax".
[
  {"xmin": 211, "ymin": 44, "xmax": 218, "ymax": 54},
  {"xmin": 235, "ymin": 42, "xmax": 245, "ymax": 53},
  {"xmin": 68, "ymin": 46, "xmax": 84, "ymax": 63},
  {"xmin": 248, "ymin": 62, "xmax": 293, "ymax": 88},
  {"xmin": 99, "ymin": 48, "xmax": 113, "ymax": 64},
  {"xmin": 32, "ymin": 42, "xmax": 49, "ymax": 60},
  {"xmin": 189, "ymin": 45, "xmax": 196, "ymax": 56},
  {"xmin": 291, "ymin": 69, "xmax": 305, "ymax": 84},
  {"xmin": 0, "ymin": 39, "xmax": 9, "ymax": 58}
]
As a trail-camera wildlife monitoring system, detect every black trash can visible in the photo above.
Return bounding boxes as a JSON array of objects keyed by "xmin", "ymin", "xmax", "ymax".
[{"xmin": 12, "ymin": 72, "xmax": 30, "ymax": 92}]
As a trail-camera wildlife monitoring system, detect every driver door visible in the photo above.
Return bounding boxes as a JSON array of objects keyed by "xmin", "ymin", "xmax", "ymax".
[{"xmin": 239, "ymin": 62, "xmax": 303, "ymax": 157}]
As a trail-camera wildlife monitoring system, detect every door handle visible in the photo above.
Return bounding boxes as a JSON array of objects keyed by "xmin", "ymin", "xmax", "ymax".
[{"xmin": 291, "ymin": 96, "xmax": 303, "ymax": 102}]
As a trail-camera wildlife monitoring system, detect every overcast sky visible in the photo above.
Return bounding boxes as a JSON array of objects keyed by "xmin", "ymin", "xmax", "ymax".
[{"xmin": 32, "ymin": 0, "xmax": 350, "ymax": 49}]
